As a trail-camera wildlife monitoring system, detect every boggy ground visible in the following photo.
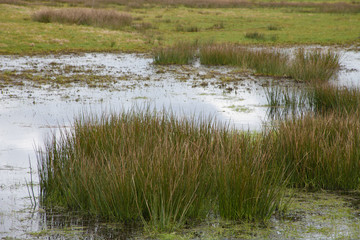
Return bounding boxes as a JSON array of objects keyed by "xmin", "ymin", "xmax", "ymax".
[{"xmin": 21, "ymin": 190, "xmax": 360, "ymax": 239}]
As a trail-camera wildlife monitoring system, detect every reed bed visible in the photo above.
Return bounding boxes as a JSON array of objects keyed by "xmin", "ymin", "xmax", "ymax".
[
  {"xmin": 32, "ymin": 8, "xmax": 132, "ymax": 29},
  {"xmin": 38, "ymin": 109, "xmax": 287, "ymax": 230},
  {"xmin": 271, "ymin": 112, "xmax": 360, "ymax": 190},
  {"xmin": 153, "ymin": 41, "xmax": 197, "ymax": 65}
]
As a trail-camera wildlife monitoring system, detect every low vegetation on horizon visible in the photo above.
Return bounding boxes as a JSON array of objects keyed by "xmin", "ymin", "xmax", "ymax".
[{"xmin": 0, "ymin": 0, "xmax": 359, "ymax": 54}]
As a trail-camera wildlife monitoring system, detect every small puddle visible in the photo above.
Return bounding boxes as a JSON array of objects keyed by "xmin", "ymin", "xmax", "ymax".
[{"xmin": 0, "ymin": 48, "xmax": 359, "ymax": 239}]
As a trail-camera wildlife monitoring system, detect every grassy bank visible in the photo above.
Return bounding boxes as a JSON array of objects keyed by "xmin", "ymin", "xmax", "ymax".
[{"xmin": 1, "ymin": 1, "xmax": 360, "ymax": 54}]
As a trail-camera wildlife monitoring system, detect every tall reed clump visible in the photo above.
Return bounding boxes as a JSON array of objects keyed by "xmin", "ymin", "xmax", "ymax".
[
  {"xmin": 38, "ymin": 110, "xmax": 213, "ymax": 231},
  {"xmin": 271, "ymin": 113, "xmax": 360, "ymax": 190},
  {"xmin": 32, "ymin": 8, "xmax": 132, "ymax": 30},
  {"xmin": 153, "ymin": 41, "xmax": 197, "ymax": 65},
  {"xmin": 288, "ymin": 48, "xmax": 340, "ymax": 83},
  {"xmin": 38, "ymin": 109, "xmax": 288, "ymax": 230},
  {"xmin": 308, "ymin": 84, "xmax": 360, "ymax": 115}
]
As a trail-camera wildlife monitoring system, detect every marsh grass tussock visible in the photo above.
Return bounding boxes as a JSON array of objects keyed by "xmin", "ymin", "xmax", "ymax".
[
  {"xmin": 216, "ymin": 132, "xmax": 287, "ymax": 221},
  {"xmin": 288, "ymin": 48, "xmax": 340, "ymax": 83},
  {"xmin": 38, "ymin": 109, "xmax": 288, "ymax": 230},
  {"xmin": 199, "ymin": 43, "xmax": 288, "ymax": 76},
  {"xmin": 153, "ymin": 41, "xmax": 197, "ymax": 65},
  {"xmin": 32, "ymin": 8, "xmax": 132, "ymax": 29},
  {"xmin": 198, "ymin": 43, "xmax": 339, "ymax": 82},
  {"xmin": 308, "ymin": 84, "xmax": 360, "ymax": 115},
  {"xmin": 272, "ymin": 113, "xmax": 360, "ymax": 190},
  {"xmin": 199, "ymin": 43, "xmax": 242, "ymax": 66},
  {"xmin": 244, "ymin": 32, "xmax": 265, "ymax": 41}
]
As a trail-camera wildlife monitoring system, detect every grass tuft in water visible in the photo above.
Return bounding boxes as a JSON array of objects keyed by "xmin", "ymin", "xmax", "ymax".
[
  {"xmin": 38, "ymin": 109, "xmax": 288, "ymax": 230},
  {"xmin": 288, "ymin": 48, "xmax": 340, "ymax": 83},
  {"xmin": 199, "ymin": 43, "xmax": 288, "ymax": 76},
  {"xmin": 153, "ymin": 41, "xmax": 197, "ymax": 65},
  {"xmin": 308, "ymin": 84, "xmax": 360, "ymax": 114}
]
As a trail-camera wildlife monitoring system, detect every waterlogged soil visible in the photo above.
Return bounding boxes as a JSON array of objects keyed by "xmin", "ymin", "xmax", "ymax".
[{"xmin": 0, "ymin": 48, "xmax": 360, "ymax": 239}]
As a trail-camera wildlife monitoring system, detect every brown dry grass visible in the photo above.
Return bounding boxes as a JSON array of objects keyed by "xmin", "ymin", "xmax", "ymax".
[
  {"xmin": 32, "ymin": 7, "xmax": 132, "ymax": 29},
  {"xmin": 18, "ymin": 0, "xmax": 360, "ymax": 13}
]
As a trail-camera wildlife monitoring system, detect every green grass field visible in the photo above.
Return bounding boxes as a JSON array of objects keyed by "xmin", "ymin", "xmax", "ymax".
[{"xmin": 0, "ymin": 1, "xmax": 359, "ymax": 54}]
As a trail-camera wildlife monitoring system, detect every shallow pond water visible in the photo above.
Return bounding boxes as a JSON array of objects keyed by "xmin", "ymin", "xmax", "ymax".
[{"xmin": 0, "ymin": 48, "xmax": 359, "ymax": 239}]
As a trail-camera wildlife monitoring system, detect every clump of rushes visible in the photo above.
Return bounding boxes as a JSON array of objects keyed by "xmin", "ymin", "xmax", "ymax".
[
  {"xmin": 38, "ymin": 110, "xmax": 212, "ymax": 231},
  {"xmin": 289, "ymin": 48, "xmax": 340, "ymax": 83},
  {"xmin": 199, "ymin": 43, "xmax": 288, "ymax": 76},
  {"xmin": 216, "ymin": 132, "xmax": 287, "ymax": 221},
  {"xmin": 199, "ymin": 43, "xmax": 242, "ymax": 66},
  {"xmin": 32, "ymin": 8, "xmax": 132, "ymax": 29},
  {"xmin": 153, "ymin": 41, "xmax": 197, "ymax": 65},
  {"xmin": 38, "ymin": 109, "xmax": 288, "ymax": 231},
  {"xmin": 272, "ymin": 113, "xmax": 360, "ymax": 190},
  {"xmin": 249, "ymin": 49, "xmax": 288, "ymax": 76},
  {"xmin": 244, "ymin": 32, "xmax": 265, "ymax": 40},
  {"xmin": 199, "ymin": 44, "xmax": 339, "ymax": 82},
  {"xmin": 308, "ymin": 84, "xmax": 360, "ymax": 115}
]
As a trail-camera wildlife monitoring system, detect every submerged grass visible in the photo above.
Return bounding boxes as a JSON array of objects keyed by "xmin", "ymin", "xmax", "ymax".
[
  {"xmin": 38, "ymin": 109, "xmax": 287, "ymax": 231},
  {"xmin": 264, "ymin": 84, "xmax": 360, "ymax": 116}
]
